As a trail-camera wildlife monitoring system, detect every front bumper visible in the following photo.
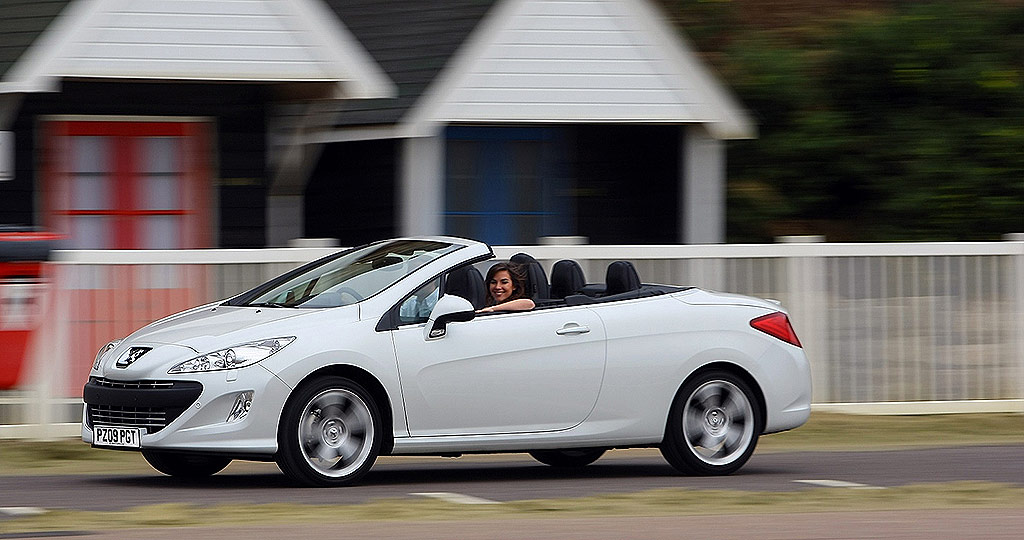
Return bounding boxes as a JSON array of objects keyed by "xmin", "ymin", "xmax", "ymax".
[{"xmin": 82, "ymin": 365, "xmax": 292, "ymax": 456}]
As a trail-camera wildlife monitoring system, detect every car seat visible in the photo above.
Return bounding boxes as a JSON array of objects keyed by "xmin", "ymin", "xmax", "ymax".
[
  {"xmin": 549, "ymin": 259, "xmax": 586, "ymax": 299},
  {"xmin": 510, "ymin": 252, "xmax": 550, "ymax": 301},
  {"xmin": 604, "ymin": 260, "xmax": 642, "ymax": 296},
  {"xmin": 444, "ymin": 264, "xmax": 487, "ymax": 309}
]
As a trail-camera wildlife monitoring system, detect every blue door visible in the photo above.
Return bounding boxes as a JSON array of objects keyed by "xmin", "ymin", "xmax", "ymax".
[{"xmin": 445, "ymin": 126, "xmax": 571, "ymax": 245}]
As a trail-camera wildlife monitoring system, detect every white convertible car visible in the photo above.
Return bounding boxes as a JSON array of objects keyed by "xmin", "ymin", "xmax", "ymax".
[{"xmin": 83, "ymin": 237, "xmax": 811, "ymax": 486}]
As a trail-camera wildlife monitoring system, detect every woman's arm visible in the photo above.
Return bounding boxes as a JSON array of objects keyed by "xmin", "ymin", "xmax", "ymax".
[{"xmin": 478, "ymin": 298, "xmax": 535, "ymax": 312}]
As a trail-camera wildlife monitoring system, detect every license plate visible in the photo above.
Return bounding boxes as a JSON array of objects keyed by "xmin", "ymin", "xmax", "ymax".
[{"xmin": 94, "ymin": 425, "xmax": 142, "ymax": 448}]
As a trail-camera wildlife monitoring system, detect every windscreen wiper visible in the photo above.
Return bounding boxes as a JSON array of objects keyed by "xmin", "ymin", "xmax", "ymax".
[{"xmin": 249, "ymin": 302, "xmax": 292, "ymax": 308}]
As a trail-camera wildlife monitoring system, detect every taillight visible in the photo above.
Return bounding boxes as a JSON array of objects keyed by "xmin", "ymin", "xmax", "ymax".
[{"xmin": 750, "ymin": 312, "xmax": 802, "ymax": 347}]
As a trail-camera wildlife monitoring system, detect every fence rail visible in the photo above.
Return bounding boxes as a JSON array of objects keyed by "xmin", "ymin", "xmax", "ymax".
[{"xmin": 2, "ymin": 238, "xmax": 1022, "ymax": 439}]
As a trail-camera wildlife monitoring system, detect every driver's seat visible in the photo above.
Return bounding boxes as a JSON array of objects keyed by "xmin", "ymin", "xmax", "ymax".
[
  {"xmin": 444, "ymin": 265, "xmax": 486, "ymax": 309},
  {"xmin": 510, "ymin": 252, "xmax": 550, "ymax": 302}
]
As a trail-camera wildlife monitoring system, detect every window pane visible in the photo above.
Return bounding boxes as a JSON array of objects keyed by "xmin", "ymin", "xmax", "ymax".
[
  {"xmin": 71, "ymin": 136, "xmax": 111, "ymax": 173},
  {"xmin": 141, "ymin": 215, "xmax": 180, "ymax": 249},
  {"xmin": 142, "ymin": 137, "xmax": 181, "ymax": 174},
  {"xmin": 141, "ymin": 175, "xmax": 179, "ymax": 211},
  {"xmin": 68, "ymin": 216, "xmax": 112, "ymax": 249},
  {"xmin": 70, "ymin": 174, "xmax": 112, "ymax": 211},
  {"xmin": 398, "ymin": 278, "xmax": 441, "ymax": 325},
  {"xmin": 244, "ymin": 240, "xmax": 459, "ymax": 308}
]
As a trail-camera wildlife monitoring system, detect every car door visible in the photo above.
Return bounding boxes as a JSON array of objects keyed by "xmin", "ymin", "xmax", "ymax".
[{"xmin": 391, "ymin": 296, "xmax": 606, "ymax": 437}]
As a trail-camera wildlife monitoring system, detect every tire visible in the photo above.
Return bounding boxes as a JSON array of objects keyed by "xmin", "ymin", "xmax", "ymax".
[
  {"xmin": 276, "ymin": 376, "xmax": 381, "ymax": 487},
  {"xmin": 529, "ymin": 448, "xmax": 606, "ymax": 468},
  {"xmin": 142, "ymin": 450, "xmax": 231, "ymax": 478},
  {"xmin": 660, "ymin": 369, "xmax": 762, "ymax": 476}
]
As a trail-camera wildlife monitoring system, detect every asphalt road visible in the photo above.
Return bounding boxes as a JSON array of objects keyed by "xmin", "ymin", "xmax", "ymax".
[
  {"xmin": 2, "ymin": 444, "xmax": 1023, "ymax": 512},
  {"xmin": 45, "ymin": 511, "xmax": 1024, "ymax": 540}
]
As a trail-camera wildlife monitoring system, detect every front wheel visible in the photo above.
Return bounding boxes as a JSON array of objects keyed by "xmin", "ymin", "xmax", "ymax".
[
  {"xmin": 142, "ymin": 450, "xmax": 231, "ymax": 478},
  {"xmin": 529, "ymin": 448, "xmax": 606, "ymax": 468},
  {"xmin": 276, "ymin": 376, "xmax": 381, "ymax": 487},
  {"xmin": 660, "ymin": 370, "xmax": 761, "ymax": 476}
]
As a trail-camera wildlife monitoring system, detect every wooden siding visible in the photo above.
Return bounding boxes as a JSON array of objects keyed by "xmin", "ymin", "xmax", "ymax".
[
  {"xmin": 304, "ymin": 139, "xmax": 397, "ymax": 246},
  {"xmin": 325, "ymin": 0, "xmax": 500, "ymax": 127},
  {"xmin": 431, "ymin": 0, "xmax": 717, "ymax": 123},
  {"xmin": 32, "ymin": 0, "xmax": 363, "ymax": 82},
  {"xmin": 0, "ymin": 0, "xmax": 71, "ymax": 79}
]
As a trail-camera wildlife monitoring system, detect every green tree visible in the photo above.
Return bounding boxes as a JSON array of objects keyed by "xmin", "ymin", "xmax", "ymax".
[{"xmin": 664, "ymin": 0, "xmax": 1024, "ymax": 241}]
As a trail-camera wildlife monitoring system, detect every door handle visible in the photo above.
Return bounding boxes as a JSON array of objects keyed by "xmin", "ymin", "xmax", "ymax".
[{"xmin": 556, "ymin": 324, "xmax": 590, "ymax": 335}]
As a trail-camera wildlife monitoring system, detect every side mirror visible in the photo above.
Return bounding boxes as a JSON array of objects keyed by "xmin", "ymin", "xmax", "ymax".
[{"xmin": 424, "ymin": 294, "xmax": 476, "ymax": 340}]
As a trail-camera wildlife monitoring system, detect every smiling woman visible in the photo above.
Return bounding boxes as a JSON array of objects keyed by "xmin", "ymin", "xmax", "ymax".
[{"xmin": 480, "ymin": 262, "xmax": 535, "ymax": 312}]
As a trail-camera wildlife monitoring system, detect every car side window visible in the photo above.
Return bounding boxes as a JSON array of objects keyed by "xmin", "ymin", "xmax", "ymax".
[{"xmin": 398, "ymin": 277, "xmax": 441, "ymax": 325}]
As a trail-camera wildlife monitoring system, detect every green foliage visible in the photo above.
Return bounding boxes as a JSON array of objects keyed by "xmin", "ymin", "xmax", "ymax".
[{"xmin": 665, "ymin": 0, "xmax": 1024, "ymax": 241}]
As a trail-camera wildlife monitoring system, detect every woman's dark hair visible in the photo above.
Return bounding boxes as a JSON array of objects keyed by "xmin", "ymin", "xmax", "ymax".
[{"xmin": 484, "ymin": 262, "xmax": 528, "ymax": 306}]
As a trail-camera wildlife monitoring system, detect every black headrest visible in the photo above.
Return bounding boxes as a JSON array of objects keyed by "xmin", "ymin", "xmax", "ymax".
[
  {"xmin": 510, "ymin": 252, "xmax": 550, "ymax": 301},
  {"xmin": 444, "ymin": 265, "xmax": 486, "ymax": 309},
  {"xmin": 605, "ymin": 260, "xmax": 641, "ymax": 296},
  {"xmin": 550, "ymin": 259, "xmax": 586, "ymax": 299}
]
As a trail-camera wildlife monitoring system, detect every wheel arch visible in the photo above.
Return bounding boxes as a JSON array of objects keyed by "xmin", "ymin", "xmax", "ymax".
[
  {"xmin": 675, "ymin": 361, "xmax": 767, "ymax": 435},
  {"xmin": 287, "ymin": 364, "xmax": 396, "ymax": 455}
]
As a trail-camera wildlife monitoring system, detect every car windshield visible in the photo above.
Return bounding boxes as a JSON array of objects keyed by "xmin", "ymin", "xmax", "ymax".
[{"xmin": 239, "ymin": 240, "xmax": 460, "ymax": 308}]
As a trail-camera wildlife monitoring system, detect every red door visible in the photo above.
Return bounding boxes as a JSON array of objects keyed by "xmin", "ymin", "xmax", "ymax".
[{"xmin": 42, "ymin": 119, "xmax": 214, "ymax": 393}]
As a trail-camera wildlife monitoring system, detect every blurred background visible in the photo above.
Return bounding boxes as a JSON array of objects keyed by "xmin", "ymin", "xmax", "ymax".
[
  {"xmin": 0, "ymin": 0, "xmax": 1021, "ymax": 437},
  {"xmin": 657, "ymin": 0, "xmax": 1024, "ymax": 242}
]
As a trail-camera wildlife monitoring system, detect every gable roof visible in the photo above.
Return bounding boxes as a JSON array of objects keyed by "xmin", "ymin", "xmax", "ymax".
[
  {"xmin": 0, "ymin": 0, "xmax": 394, "ymax": 98},
  {"xmin": 0, "ymin": 0, "xmax": 71, "ymax": 81},
  {"xmin": 324, "ymin": 0, "xmax": 753, "ymax": 139},
  {"xmin": 323, "ymin": 0, "xmax": 500, "ymax": 127},
  {"xmin": 1, "ymin": 0, "xmax": 753, "ymax": 138}
]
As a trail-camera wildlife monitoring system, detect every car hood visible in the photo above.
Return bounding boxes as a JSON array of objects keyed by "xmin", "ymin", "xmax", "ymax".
[{"xmin": 124, "ymin": 304, "xmax": 336, "ymax": 353}]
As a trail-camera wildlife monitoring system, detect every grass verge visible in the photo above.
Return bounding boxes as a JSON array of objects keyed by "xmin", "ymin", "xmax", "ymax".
[{"xmin": 757, "ymin": 411, "xmax": 1024, "ymax": 452}]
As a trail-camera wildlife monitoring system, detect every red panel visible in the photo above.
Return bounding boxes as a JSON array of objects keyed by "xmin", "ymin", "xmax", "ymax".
[
  {"xmin": 114, "ymin": 135, "xmax": 135, "ymax": 248},
  {"xmin": 63, "ymin": 122, "xmax": 188, "ymax": 137}
]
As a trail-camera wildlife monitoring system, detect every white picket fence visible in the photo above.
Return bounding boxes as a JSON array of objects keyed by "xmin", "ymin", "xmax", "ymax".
[{"xmin": 2, "ymin": 237, "xmax": 1022, "ymax": 439}]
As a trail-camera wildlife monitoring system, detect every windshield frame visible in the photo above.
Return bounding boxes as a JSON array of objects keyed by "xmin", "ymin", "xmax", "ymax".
[{"xmin": 223, "ymin": 239, "xmax": 464, "ymax": 309}]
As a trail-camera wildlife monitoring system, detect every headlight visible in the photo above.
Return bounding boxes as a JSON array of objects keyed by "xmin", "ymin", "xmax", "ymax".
[
  {"xmin": 93, "ymin": 339, "xmax": 123, "ymax": 370},
  {"xmin": 167, "ymin": 337, "xmax": 295, "ymax": 374}
]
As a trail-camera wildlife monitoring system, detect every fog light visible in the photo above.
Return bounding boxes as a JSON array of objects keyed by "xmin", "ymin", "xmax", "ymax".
[{"xmin": 227, "ymin": 391, "xmax": 253, "ymax": 423}]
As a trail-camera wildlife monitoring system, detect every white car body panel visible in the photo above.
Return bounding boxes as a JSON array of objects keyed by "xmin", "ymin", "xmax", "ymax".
[
  {"xmin": 82, "ymin": 236, "xmax": 811, "ymax": 470},
  {"xmin": 393, "ymin": 305, "xmax": 606, "ymax": 436}
]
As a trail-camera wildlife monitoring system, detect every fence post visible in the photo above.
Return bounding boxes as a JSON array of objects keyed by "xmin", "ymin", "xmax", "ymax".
[
  {"xmin": 36, "ymin": 263, "xmax": 72, "ymax": 440},
  {"xmin": 1005, "ymin": 234, "xmax": 1024, "ymax": 402},
  {"xmin": 777, "ymin": 236, "xmax": 829, "ymax": 403}
]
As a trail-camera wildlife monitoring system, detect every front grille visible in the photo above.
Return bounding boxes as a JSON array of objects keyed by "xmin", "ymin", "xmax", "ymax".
[
  {"xmin": 88, "ymin": 405, "xmax": 168, "ymax": 432},
  {"xmin": 84, "ymin": 377, "xmax": 203, "ymax": 434},
  {"xmin": 92, "ymin": 378, "xmax": 174, "ymax": 390}
]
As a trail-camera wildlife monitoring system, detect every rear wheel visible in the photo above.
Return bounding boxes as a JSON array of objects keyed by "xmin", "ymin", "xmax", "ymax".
[
  {"xmin": 529, "ymin": 448, "xmax": 606, "ymax": 468},
  {"xmin": 142, "ymin": 450, "xmax": 231, "ymax": 478},
  {"xmin": 276, "ymin": 376, "xmax": 381, "ymax": 487},
  {"xmin": 660, "ymin": 370, "xmax": 761, "ymax": 475}
]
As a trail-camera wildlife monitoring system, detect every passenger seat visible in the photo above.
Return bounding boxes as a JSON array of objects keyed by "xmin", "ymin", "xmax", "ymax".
[
  {"xmin": 604, "ymin": 260, "xmax": 642, "ymax": 296},
  {"xmin": 549, "ymin": 259, "xmax": 586, "ymax": 299},
  {"xmin": 510, "ymin": 252, "xmax": 550, "ymax": 302}
]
